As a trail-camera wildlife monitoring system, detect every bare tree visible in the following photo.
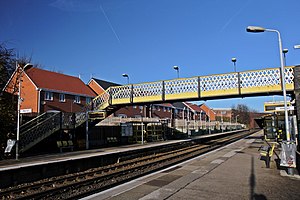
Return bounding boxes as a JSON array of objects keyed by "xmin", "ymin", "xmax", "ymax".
[
  {"xmin": 231, "ymin": 104, "xmax": 251, "ymax": 127},
  {"xmin": 0, "ymin": 43, "xmax": 17, "ymax": 156}
]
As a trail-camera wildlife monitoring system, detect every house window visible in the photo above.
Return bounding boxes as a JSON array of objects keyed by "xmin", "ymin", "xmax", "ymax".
[
  {"xmin": 74, "ymin": 96, "xmax": 81, "ymax": 104},
  {"xmin": 86, "ymin": 97, "xmax": 91, "ymax": 105},
  {"xmin": 59, "ymin": 94, "xmax": 65, "ymax": 102},
  {"xmin": 45, "ymin": 92, "xmax": 53, "ymax": 101}
]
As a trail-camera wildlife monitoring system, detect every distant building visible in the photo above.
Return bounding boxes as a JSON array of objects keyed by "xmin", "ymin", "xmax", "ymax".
[
  {"xmin": 199, "ymin": 104, "xmax": 216, "ymax": 121},
  {"xmin": 3, "ymin": 66, "xmax": 96, "ymax": 115},
  {"xmin": 212, "ymin": 108, "xmax": 232, "ymax": 122},
  {"xmin": 88, "ymin": 78, "xmax": 120, "ymax": 95}
]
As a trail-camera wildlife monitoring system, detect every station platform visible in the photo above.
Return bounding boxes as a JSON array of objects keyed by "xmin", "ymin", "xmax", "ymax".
[
  {"xmin": 0, "ymin": 138, "xmax": 186, "ymax": 171},
  {"xmin": 84, "ymin": 130, "xmax": 300, "ymax": 200}
]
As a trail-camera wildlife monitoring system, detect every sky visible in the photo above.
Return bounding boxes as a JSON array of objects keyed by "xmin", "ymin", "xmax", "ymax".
[{"xmin": 1, "ymin": 0, "xmax": 300, "ymax": 112}]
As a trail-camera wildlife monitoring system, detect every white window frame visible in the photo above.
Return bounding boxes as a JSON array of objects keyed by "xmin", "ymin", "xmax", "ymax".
[
  {"xmin": 59, "ymin": 93, "xmax": 65, "ymax": 102},
  {"xmin": 74, "ymin": 96, "xmax": 81, "ymax": 104},
  {"xmin": 44, "ymin": 92, "xmax": 53, "ymax": 101}
]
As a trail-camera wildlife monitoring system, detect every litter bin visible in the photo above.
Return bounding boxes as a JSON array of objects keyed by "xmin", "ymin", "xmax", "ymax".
[{"xmin": 280, "ymin": 141, "xmax": 296, "ymax": 175}]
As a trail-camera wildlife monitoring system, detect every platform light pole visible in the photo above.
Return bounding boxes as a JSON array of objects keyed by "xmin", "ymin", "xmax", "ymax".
[
  {"xmin": 282, "ymin": 48, "xmax": 288, "ymax": 66},
  {"xmin": 235, "ymin": 114, "xmax": 239, "ymax": 130},
  {"xmin": 208, "ymin": 110, "xmax": 211, "ymax": 134},
  {"xmin": 122, "ymin": 73, "xmax": 129, "ymax": 84},
  {"xmin": 247, "ymin": 26, "xmax": 296, "ymax": 174},
  {"xmin": 200, "ymin": 110, "xmax": 203, "ymax": 130},
  {"xmin": 231, "ymin": 57, "xmax": 237, "ymax": 72},
  {"xmin": 173, "ymin": 66, "xmax": 179, "ymax": 78},
  {"xmin": 246, "ymin": 26, "xmax": 290, "ymax": 141},
  {"xmin": 16, "ymin": 63, "xmax": 31, "ymax": 160}
]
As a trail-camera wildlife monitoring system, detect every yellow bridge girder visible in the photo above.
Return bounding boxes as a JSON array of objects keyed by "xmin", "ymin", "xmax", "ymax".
[{"xmin": 93, "ymin": 66, "xmax": 295, "ymax": 111}]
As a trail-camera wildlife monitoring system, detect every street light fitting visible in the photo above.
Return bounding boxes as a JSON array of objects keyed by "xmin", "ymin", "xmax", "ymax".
[
  {"xmin": 283, "ymin": 49, "xmax": 288, "ymax": 54},
  {"xmin": 173, "ymin": 66, "xmax": 179, "ymax": 78},
  {"xmin": 122, "ymin": 73, "xmax": 129, "ymax": 84},
  {"xmin": 246, "ymin": 26, "xmax": 266, "ymax": 33},
  {"xmin": 231, "ymin": 58, "xmax": 237, "ymax": 72},
  {"xmin": 294, "ymin": 45, "xmax": 300, "ymax": 49}
]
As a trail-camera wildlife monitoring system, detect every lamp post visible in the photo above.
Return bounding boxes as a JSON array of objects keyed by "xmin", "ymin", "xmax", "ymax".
[
  {"xmin": 200, "ymin": 110, "xmax": 202, "ymax": 130},
  {"xmin": 231, "ymin": 57, "xmax": 237, "ymax": 72},
  {"xmin": 122, "ymin": 73, "xmax": 129, "ymax": 84},
  {"xmin": 235, "ymin": 114, "xmax": 239, "ymax": 130},
  {"xmin": 282, "ymin": 48, "xmax": 288, "ymax": 66},
  {"xmin": 173, "ymin": 66, "xmax": 179, "ymax": 78},
  {"xmin": 208, "ymin": 110, "xmax": 211, "ymax": 134},
  {"xmin": 246, "ymin": 26, "xmax": 290, "ymax": 141},
  {"xmin": 140, "ymin": 106, "xmax": 144, "ymax": 145},
  {"xmin": 221, "ymin": 112, "xmax": 224, "ymax": 133},
  {"xmin": 16, "ymin": 63, "xmax": 31, "ymax": 160}
]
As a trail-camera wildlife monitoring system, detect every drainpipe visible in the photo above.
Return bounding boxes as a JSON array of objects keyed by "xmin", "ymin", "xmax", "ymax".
[{"xmin": 37, "ymin": 88, "xmax": 42, "ymax": 114}]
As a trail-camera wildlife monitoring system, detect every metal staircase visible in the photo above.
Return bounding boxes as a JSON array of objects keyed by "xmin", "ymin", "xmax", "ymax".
[
  {"xmin": 18, "ymin": 111, "xmax": 61, "ymax": 153},
  {"xmin": 15, "ymin": 111, "xmax": 88, "ymax": 154}
]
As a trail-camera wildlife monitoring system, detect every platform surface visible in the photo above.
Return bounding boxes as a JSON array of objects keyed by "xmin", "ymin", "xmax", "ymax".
[{"xmin": 83, "ymin": 130, "xmax": 300, "ymax": 200}]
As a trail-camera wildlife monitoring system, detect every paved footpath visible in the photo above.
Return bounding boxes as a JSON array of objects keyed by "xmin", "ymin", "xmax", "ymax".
[{"xmin": 84, "ymin": 130, "xmax": 300, "ymax": 200}]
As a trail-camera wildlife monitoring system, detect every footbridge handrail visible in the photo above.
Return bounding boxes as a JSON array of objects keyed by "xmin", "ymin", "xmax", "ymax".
[{"xmin": 92, "ymin": 66, "xmax": 295, "ymax": 111}]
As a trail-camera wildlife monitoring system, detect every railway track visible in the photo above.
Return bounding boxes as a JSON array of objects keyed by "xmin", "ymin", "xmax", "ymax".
[{"xmin": 0, "ymin": 130, "xmax": 255, "ymax": 199}]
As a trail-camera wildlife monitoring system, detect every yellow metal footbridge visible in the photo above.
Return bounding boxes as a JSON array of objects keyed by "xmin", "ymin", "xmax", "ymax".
[{"xmin": 91, "ymin": 66, "xmax": 295, "ymax": 118}]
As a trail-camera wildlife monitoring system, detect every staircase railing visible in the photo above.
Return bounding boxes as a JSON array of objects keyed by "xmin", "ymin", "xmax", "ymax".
[
  {"xmin": 61, "ymin": 112, "xmax": 87, "ymax": 129},
  {"xmin": 93, "ymin": 89, "xmax": 110, "ymax": 110},
  {"xmin": 19, "ymin": 111, "xmax": 61, "ymax": 153}
]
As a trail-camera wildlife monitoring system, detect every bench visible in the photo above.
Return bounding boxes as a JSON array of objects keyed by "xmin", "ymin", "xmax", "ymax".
[
  {"xmin": 57, "ymin": 140, "xmax": 74, "ymax": 152},
  {"xmin": 107, "ymin": 137, "xmax": 118, "ymax": 144}
]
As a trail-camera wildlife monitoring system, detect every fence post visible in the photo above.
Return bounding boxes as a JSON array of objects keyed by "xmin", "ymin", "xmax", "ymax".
[
  {"xmin": 238, "ymin": 72, "xmax": 241, "ymax": 95},
  {"xmin": 162, "ymin": 81, "xmax": 165, "ymax": 101}
]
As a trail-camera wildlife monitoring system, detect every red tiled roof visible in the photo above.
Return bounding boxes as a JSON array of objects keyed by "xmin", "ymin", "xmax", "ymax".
[
  {"xmin": 25, "ymin": 67, "xmax": 96, "ymax": 97},
  {"xmin": 184, "ymin": 102, "xmax": 203, "ymax": 112},
  {"xmin": 156, "ymin": 103, "xmax": 174, "ymax": 107}
]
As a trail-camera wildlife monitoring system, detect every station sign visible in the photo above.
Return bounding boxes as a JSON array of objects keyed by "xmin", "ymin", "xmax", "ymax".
[
  {"xmin": 20, "ymin": 108, "xmax": 32, "ymax": 114},
  {"xmin": 275, "ymin": 106, "xmax": 294, "ymax": 111}
]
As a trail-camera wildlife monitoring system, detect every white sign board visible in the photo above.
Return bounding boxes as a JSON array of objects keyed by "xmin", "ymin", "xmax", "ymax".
[
  {"xmin": 275, "ymin": 106, "xmax": 294, "ymax": 111},
  {"xmin": 20, "ymin": 108, "xmax": 32, "ymax": 114}
]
